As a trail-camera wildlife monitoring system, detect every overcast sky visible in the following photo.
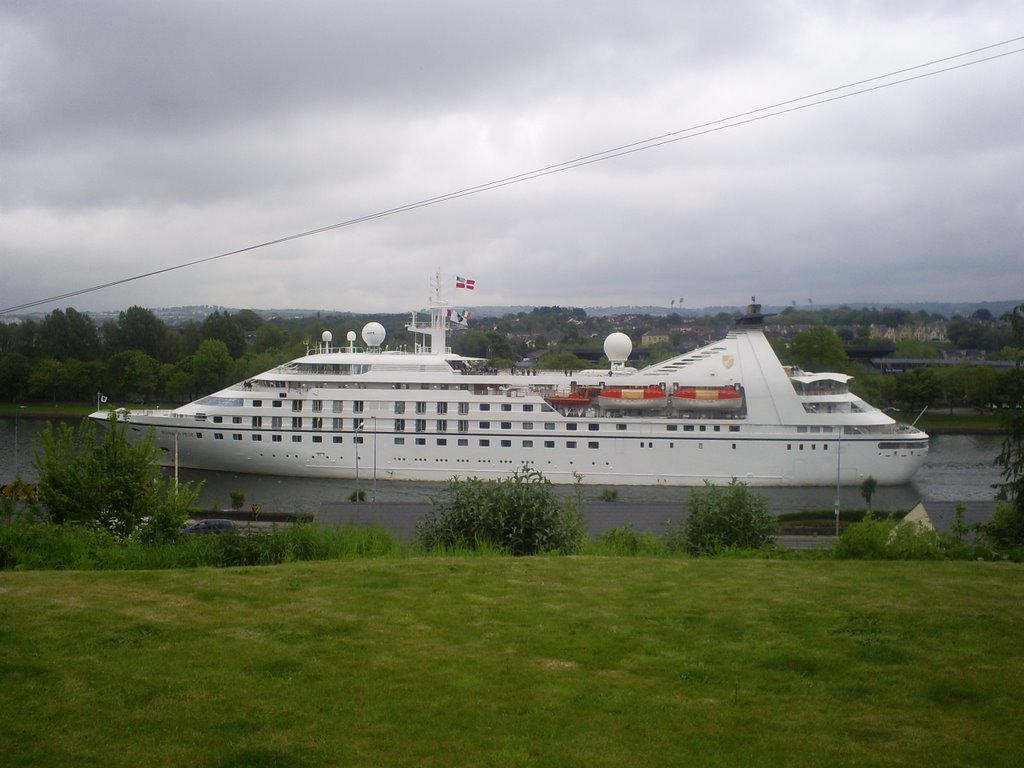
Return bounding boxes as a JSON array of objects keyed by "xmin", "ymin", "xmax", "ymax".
[{"xmin": 2, "ymin": 1, "xmax": 1023, "ymax": 315}]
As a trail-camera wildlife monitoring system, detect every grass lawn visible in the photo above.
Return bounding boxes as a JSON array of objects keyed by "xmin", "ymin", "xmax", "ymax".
[{"xmin": 2, "ymin": 557, "xmax": 1023, "ymax": 767}]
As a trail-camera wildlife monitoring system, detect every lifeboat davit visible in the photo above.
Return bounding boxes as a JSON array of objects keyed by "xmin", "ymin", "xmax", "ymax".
[
  {"xmin": 547, "ymin": 392, "xmax": 593, "ymax": 408},
  {"xmin": 598, "ymin": 386, "xmax": 668, "ymax": 411},
  {"xmin": 672, "ymin": 387, "xmax": 744, "ymax": 411}
]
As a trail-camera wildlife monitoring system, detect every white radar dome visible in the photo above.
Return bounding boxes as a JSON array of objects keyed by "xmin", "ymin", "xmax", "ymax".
[
  {"xmin": 603, "ymin": 332, "xmax": 632, "ymax": 364},
  {"xmin": 321, "ymin": 330, "xmax": 333, "ymax": 343},
  {"xmin": 346, "ymin": 331, "xmax": 357, "ymax": 342},
  {"xmin": 361, "ymin": 322, "xmax": 386, "ymax": 348}
]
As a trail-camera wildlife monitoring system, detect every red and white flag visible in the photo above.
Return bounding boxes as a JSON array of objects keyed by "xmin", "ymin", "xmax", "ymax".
[{"xmin": 455, "ymin": 275, "xmax": 476, "ymax": 290}]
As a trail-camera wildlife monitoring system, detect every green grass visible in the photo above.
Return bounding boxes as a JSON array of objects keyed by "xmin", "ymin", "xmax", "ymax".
[{"xmin": 3, "ymin": 559, "xmax": 1023, "ymax": 767}]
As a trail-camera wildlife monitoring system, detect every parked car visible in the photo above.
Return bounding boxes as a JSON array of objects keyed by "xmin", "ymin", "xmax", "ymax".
[{"xmin": 181, "ymin": 519, "xmax": 237, "ymax": 535}]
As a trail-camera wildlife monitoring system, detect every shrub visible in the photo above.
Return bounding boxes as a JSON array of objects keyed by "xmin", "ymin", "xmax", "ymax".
[
  {"xmin": 668, "ymin": 480, "xmax": 776, "ymax": 556},
  {"xmin": 416, "ymin": 466, "xmax": 585, "ymax": 555},
  {"xmin": 835, "ymin": 515, "xmax": 944, "ymax": 560}
]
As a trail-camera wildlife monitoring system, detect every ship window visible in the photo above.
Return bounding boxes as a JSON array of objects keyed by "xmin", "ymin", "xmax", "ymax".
[
  {"xmin": 213, "ymin": 416, "xmax": 223, "ymax": 424},
  {"xmin": 415, "ymin": 420, "xmax": 426, "ymax": 432},
  {"xmin": 395, "ymin": 419, "xmax": 405, "ymax": 432},
  {"xmin": 666, "ymin": 425, "xmax": 678, "ymax": 432},
  {"xmin": 501, "ymin": 422, "xmax": 512, "ymax": 430},
  {"xmin": 312, "ymin": 417, "xmax": 323, "ymax": 429},
  {"xmin": 252, "ymin": 416, "xmax": 262, "ymax": 428},
  {"xmin": 292, "ymin": 400, "xmax": 302, "ymax": 412},
  {"xmin": 292, "ymin": 435, "xmax": 301, "ymax": 443},
  {"xmin": 458, "ymin": 420, "xmax": 469, "ymax": 433},
  {"xmin": 480, "ymin": 404, "xmax": 491, "ymax": 411},
  {"xmin": 196, "ymin": 432, "xmax": 203, "ymax": 438},
  {"xmin": 333, "ymin": 401, "xmax": 344, "ymax": 413},
  {"xmin": 479, "ymin": 439, "xmax": 490, "ymax": 447},
  {"xmin": 195, "ymin": 413, "xmax": 207, "ymax": 422},
  {"xmin": 480, "ymin": 421, "xmax": 490, "ymax": 429},
  {"xmin": 313, "ymin": 436, "xmax": 322, "ymax": 443},
  {"xmin": 437, "ymin": 402, "xmax": 448, "ymax": 414},
  {"xmin": 252, "ymin": 400, "xmax": 262, "ymax": 407},
  {"xmin": 272, "ymin": 435, "xmax": 282, "ymax": 442},
  {"xmin": 684, "ymin": 425, "xmax": 694, "ymax": 432},
  {"xmin": 523, "ymin": 440, "xmax": 534, "ymax": 448},
  {"xmin": 588, "ymin": 423, "xmax": 599, "ymax": 431},
  {"xmin": 545, "ymin": 423, "xmax": 555, "ymax": 430},
  {"xmin": 730, "ymin": 425, "xmax": 740, "ymax": 432},
  {"xmin": 353, "ymin": 401, "xmax": 364, "ymax": 413},
  {"xmin": 699, "ymin": 425, "xmax": 707, "ymax": 432},
  {"xmin": 415, "ymin": 438, "xmax": 425, "ymax": 446},
  {"xmin": 501, "ymin": 403, "xmax": 512, "ymax": 411},
  {"xmin": 616, "ymin": 423, "xmax": 627, "ymax": 431},
  {"xmin": 333, "ymin": 436, "xmax": 344, "ymax": 444},
  {"xmin": 567, "ymin": 424, "xmax": 578, "ymax": 431},
  {"xmin": 333, "ymin": 418, "xmax": 343, "ymax": 430},
  {"xmin": 437, "ymin": 421, "xmax": 447, "ymax": 432},
  {"xmin": 354, "ymin": 436, "xmax": 363, "ymax": 444},
  {"xmin": 458, "ymin": 402, "xmax": 469, "ymax": 415},
  {"xmin": 312, "ymin": 400, "xmax": 323, "ymax": 412},
  {"xmin": 501, "ymin": 440, "xmax": 511, "ymax": 447},
  {"xmin": 523, "ymin": 422, "xmax": 533, "ymax": 430},
  {"xmin": 523, "ymin": 404, "xmax": 534, "ymax": 412},
  {"xmin": 416, "ymin": 401, "xmax": 427, "ymax": 414},
  {"xmin": 252, "ymin": 434, "xmax": 262, "ymax": 442},
  {"xmin": 458, "ymin": 438, "xmax": 469, "ymax": 447},
  {"xmin": 799, "ymin": 444, "xmax": 804, "ymax": 450},
  {"xmin": 273, "ymin": 401, "xmax": 282, "ymax": 408},
  {"xmin": 714, "ymin": 426, "xmax": 721, "ymax": 432},
  {"xmin": 394, "ymin": 401, "xmax": 405, "ymax": 414},
  {"xmin": 588, "ymin": 441, "xmax": 599, "ymax": 449},
  {"xmin": 732, "ymin": 443, "xmax": 736, "ymax": 450},
  {"xmin": 394, "ymin": 437, "xmax": 405, "ymax": 445},
  {"xmin": 272, "ymin": 416, "xmax": 282, "ymax": 429},
  {"xmin": 353, "ymin": 418, "xmax": 364, "ymax": 431},
  {"xmin": 544, "ymin": 441, "xmax": 555, "ymax": 448},
  {"xmin": 232, "ymin": 434, "xmax": 242, "ymax": 441},
  {"xmin": 214, "ymin": 433, "xmax": 224, "ymax": 440},
  {"xmin": 437, "ymin": 438, "xmax": 447, "ymax": 446},
  {"xmin": 292, "ymin": 417, "xmax": 302, "ymax": 429}
]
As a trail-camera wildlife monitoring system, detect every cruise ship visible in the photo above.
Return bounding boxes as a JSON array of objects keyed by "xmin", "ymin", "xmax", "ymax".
[{"xmin": 91, "ymin": 287, "xmax": 928, "ymax": 487}]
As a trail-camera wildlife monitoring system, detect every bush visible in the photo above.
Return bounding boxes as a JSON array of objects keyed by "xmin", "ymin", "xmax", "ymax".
[
  {"xmin": 835, "ymin": 515, "xmax": 944, "ymax": 560},
  {"xmin": 416, "ymin": 466, "xmax": 585, "ymax": 555},
  {"xmin": 667, "ymin": 480, "xmax": 776, "ymax": 556}
]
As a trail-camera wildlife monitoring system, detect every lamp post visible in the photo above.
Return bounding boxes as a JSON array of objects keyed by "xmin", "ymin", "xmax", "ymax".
[{"xmin": 834, "ymin": 428, "xmax": 842, "ymax": 537}]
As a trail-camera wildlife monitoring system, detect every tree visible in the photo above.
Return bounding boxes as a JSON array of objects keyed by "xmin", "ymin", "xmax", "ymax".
[
  {"xmin": 191, "ymin": 339, "xmax": 235, "ymax": 394},
  {"xmin": 113, "ymin": 306, "xmax": 167, "ymax": 359},
  {"xmin": 28, "ymin": 358, "xmax": 68, "ymax": 404},
  {"xmin": 860, "ymin": 476, "xmax": 878, "ymax": 514},
  {"xmin": 0, "ymin": 351, "xmax": 32, "ymax": 401},
  {"xmin": 786, "ymin": 327, "xmax": 848, "ymax": 371},
  {"xmin": 989, "ymin": 304, "xmax": 1024, "ymax": 552},
  {"xmin": 201, "ymin": 310, "xmax": 246, "ymax": 359},
  {"xmin": 894, "ymin": 367, "xmax": 941, "ymax": 411},
  {"xmin": 33, "ymin": 416, "xmax": 197, "ymax": 541},
  {"xmin": 106, "ymin": 350, "xmax": 160, "ymax": 400},
  {"xmin": 534, "ymin": 350, "xmax": 589, "ymax": 371},
  {"xmin": 39, "ymin": 307, "xmax": 100, "ymax": 361}
]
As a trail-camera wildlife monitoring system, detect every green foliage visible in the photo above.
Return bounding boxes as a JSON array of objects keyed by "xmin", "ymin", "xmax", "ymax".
[
  {"xmin": 591, "ymin": 524, "xmax": 661, "ymax": 556},
  {"xmin": 785, "ymin": 326, "xmax": 848, "ymax": 371},
  {"xmin": 894, "ymin": 367, "xmax": 942, "ymax": 410},
  {"xmin": 835, "ymin": 516, "xmax": 945, "ymax": 560},
  {"xmin": 599, "ymin": 488, "xmax": 619, "ymax": 502},
  {"xmin": 859, "ymin": 476, "xmax": 878, "ymax": 512},
  {"xmin": 416, "ymin": 466, "xmax": 585, "ymax": 555},
  {"xmin": 534, "ymin": 350, "xmax": 589, "ymax": 371},
  {"xmin": 33, "ymin": 415, "xmax": 197, "ymax": 540},
  {"xmin": 229, "ymin": 490, "xmax": 246, "ymax": 511},
  {"xmin": 667, "ymin": 480, "xmax": 776, "ymax": 555},
  {"xmin": 982, "ymin": 501, "xmax": 1024, "ymax": 558}
]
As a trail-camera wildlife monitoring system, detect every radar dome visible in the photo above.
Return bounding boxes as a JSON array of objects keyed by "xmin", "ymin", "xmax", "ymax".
[
  {"xmin": 361, "ymin": 322, "xmax": 386, "ymax": 348},
  {"xmin": 321, "ymin": 330, "xmax": 333, "ymax": 343},
  {"xmin": 603, "ymin": 332, "xmax": 632, "ymax": 364}
]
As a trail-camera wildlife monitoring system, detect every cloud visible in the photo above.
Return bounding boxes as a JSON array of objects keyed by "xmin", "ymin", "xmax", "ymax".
[{"xmin": 1, "ymin": 1, "xmax": 1022, "ymax": 315}]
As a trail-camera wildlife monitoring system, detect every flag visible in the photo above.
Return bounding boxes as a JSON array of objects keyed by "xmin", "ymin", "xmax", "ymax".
[
  {"xmin": 98, "ymin": 393, "xmax": 108, "ymax": 404},
  {"xmin": 447, "ymin": 309, "xmax": 470, "ymax": 326},
  {"xmin": 455, "ymin": 275, "xmax": 476, "ymax": 290}
]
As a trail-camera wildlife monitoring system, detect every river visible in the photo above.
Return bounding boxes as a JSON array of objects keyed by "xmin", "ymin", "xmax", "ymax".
[{"xmin": 1, "ymin": 416, "xmax": 1004, "ymax": 518}]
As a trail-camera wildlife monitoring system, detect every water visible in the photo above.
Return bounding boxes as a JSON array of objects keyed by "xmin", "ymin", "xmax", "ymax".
[{"xmin": 1, "ymin": 416, "xmax": 1004, "ymax": 516}]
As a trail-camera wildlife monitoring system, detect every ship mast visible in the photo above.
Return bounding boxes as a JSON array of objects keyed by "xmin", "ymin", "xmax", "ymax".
[{"xmin": 406, "ymin": 271, "xmax": 451, "ymax": 355}]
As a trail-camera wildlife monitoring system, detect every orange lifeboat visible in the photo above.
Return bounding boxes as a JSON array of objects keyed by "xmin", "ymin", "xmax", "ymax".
[
  {"xmin": 548, "ymin": 392, "xmax": 593, "ymax": 408},
  {"xmin": 672, "ymin": 387, "xmax": 743, "ymax": 411},
  {"xmin": 598, "ymin": 386, "xmax": 668, "ymax": 410}
]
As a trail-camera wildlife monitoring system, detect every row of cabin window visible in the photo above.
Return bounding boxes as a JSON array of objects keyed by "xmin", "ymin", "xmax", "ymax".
[
  {"xmin": 212, "ymin": 414, "xmax": 743, "ymax": 434},
  {"xmin": 205, "ymin": 432, "xmax": 603, "ymax": 449},
  {"xmin": 248, "ymin": 399, "xmax": 534, "ymax": 415}
]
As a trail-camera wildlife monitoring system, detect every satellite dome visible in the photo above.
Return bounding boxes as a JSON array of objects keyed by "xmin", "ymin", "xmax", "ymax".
[
  {"xmin": 361, "ymin": 322, "xmax": 386, "ymax": 348},
  {"xmin": 603, "ymin": 332, "xmax": 632, "ymax": 364},
  {"xmin": 321, "ymin": 330, "xmax": 333, "ymax": 343}
]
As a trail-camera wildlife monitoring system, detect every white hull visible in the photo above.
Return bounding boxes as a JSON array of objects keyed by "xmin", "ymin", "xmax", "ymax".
[{"xmin": 92, "ymin": 298, "xmax": 928, "ymax": 488}]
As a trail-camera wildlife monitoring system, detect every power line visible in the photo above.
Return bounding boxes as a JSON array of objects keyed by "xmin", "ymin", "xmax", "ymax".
[{"xmin": 3, "ymin": 36, "xmax": 1022, "ymax": 315}]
